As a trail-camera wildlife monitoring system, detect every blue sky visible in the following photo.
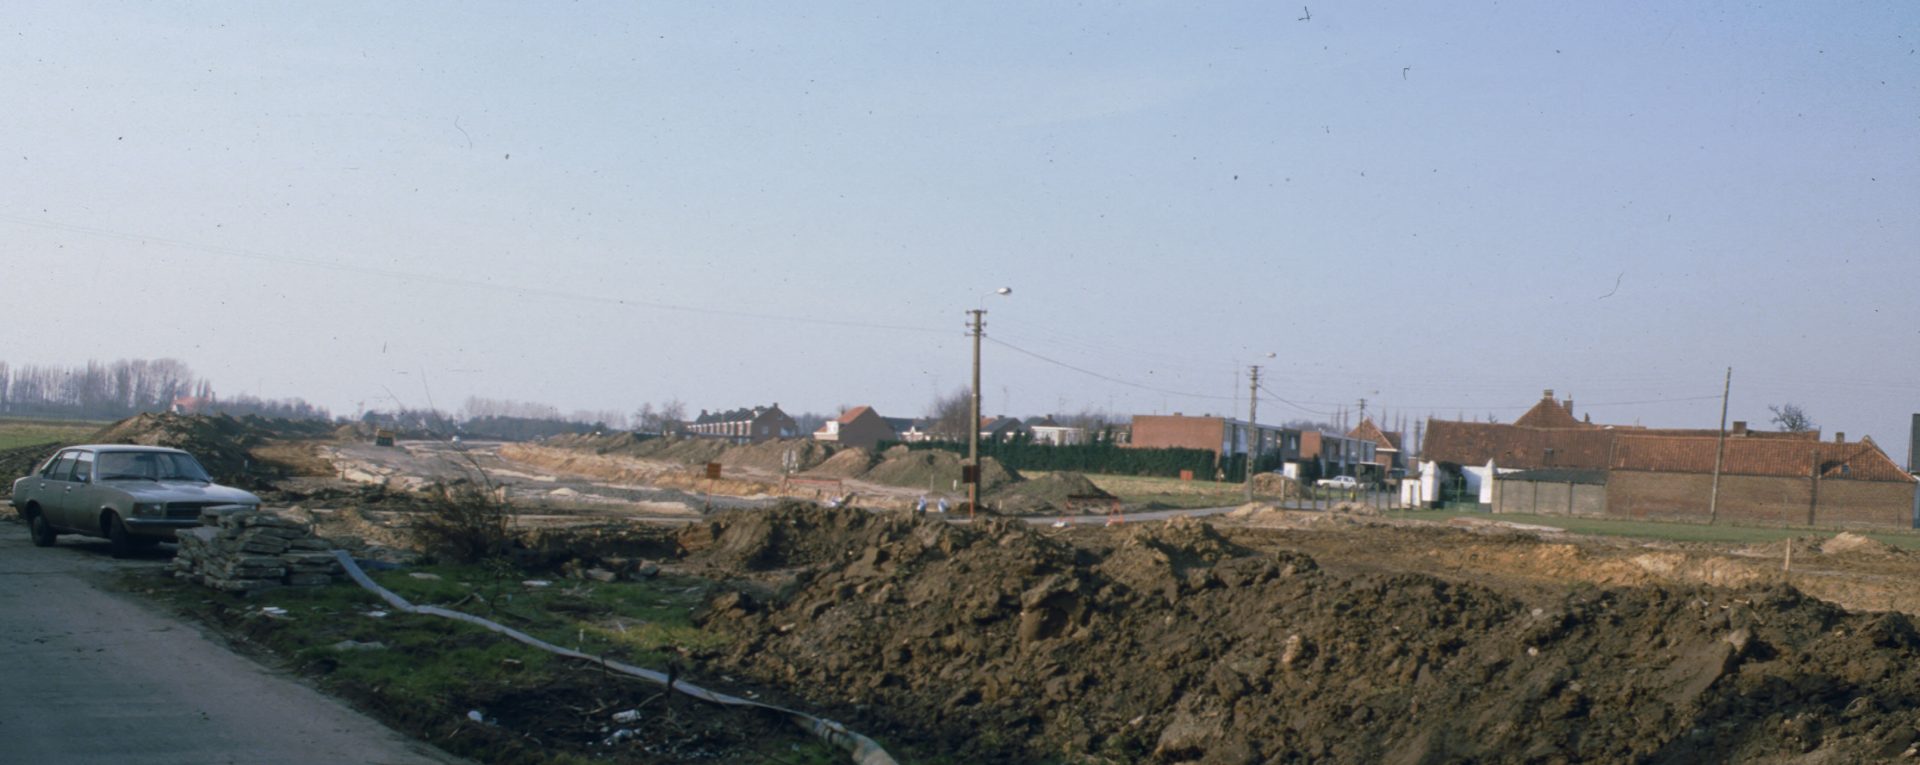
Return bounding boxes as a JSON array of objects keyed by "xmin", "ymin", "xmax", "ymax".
[{"xmin": 3, "ymin": 2, "xmax": 1916, "ymax": 456}]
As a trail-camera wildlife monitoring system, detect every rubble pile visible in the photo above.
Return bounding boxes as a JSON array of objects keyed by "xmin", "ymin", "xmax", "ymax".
[{"xmin": 173, "ymin": 510, "xmax": 342, "ymax": 593}]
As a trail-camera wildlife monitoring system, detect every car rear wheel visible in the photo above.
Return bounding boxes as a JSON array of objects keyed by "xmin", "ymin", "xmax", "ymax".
[
  {"xmin": 106, "ymin": 512, "xmax": 135, "ymax": 559},
  {"xmin": 28, "ymin": 511, "xmax": 58, "ymax": 547}
]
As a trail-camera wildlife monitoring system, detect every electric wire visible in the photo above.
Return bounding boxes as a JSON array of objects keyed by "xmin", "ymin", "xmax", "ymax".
[
  {"xmin": 985, "ymin": 337, "xmax": 1238, "ymax": 402},
  {"xmin": 0, "ymin": 213, "xmax": 949, "ymax": 336}
]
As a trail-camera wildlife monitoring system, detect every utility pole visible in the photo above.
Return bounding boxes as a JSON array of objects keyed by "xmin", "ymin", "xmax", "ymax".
[
  {"xmin": 968, "ymin": 309, "xmax": 985, "ymax": 520},
  {"xmin": 1245, "ymin": 365, "xmax": 1261, "ymax": 502},
  {"xmin": 1708, "ymin": 367, "xmax": 1732, "ymax": 525}
]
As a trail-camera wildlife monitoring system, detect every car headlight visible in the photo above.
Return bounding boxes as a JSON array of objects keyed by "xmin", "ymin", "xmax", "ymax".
[{"xmin": 132, "ymin": 502, "xmax": 167, "ymax": 518}]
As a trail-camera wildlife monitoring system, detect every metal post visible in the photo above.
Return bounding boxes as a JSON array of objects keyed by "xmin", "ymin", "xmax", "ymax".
[
  {"xmin": 968, "ymin": 309, "xmax": 985, "ymax": 520},
  {"xmin": 1708, "ymin": 367, "xmax": 1732, "ymax": 524}
]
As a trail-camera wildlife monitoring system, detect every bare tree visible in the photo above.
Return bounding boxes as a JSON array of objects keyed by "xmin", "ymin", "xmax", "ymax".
[
  {"xmin": 1769, "ymin": 403, "xmax": 1816, "ymax": 433},
  {"xmin": 925, "ymin": 387, "xmax": 973, "ymax": 442},
  {"xmin": 635, "ymin": 398, "xmax": 688, "ymax": 434}
]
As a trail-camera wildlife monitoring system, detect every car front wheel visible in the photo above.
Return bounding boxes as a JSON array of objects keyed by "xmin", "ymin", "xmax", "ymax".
[
  {"xmin": 28, "ymin": 511, "xmax": 57, "ymax": 547},
  {"xmin": 106, "ymin": 512, "xmax": 135, "ymax": 558}
]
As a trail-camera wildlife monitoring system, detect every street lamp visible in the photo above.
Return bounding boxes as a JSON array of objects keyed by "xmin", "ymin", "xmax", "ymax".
[{"xmin": 968, "ymin": 287, "xmax": 1012, "ymax": 518}]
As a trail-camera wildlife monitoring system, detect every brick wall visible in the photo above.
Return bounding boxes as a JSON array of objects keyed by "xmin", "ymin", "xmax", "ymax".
[
  {"xmin": 1129, "ymin": 416, "xmax": 1226, "ymax": 454},
  {"xmin": 1814, "ymin": 480, "xmax": 1915, "ymax": 527},
  {"xmin": 1606, "ymin": 471, "xmax": 1915, "ymax": 528}
]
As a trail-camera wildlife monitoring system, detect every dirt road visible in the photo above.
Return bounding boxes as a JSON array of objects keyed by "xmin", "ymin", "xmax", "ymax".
[{"xmin": 0, "ymin": 520, "xmax": 467, "ymax": 765}]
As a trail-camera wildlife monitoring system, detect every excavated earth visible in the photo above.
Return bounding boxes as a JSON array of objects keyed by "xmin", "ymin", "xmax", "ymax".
[{"xmin": 659, "ymin": 503, "xmax": 1920, "ymax": 765}]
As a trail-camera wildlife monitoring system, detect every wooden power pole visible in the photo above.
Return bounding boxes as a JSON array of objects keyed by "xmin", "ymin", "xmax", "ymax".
[
  {"xmin": 967, "ymin": 309, "xmax": 985, "ymax": 519},
  {"xmin": 1708, "ymin": 367, "xmax": 1732, "ymax": 524},
  {"xmin": 1244, "ymin": 365, "xmax": 1261, "ymax": 502}
]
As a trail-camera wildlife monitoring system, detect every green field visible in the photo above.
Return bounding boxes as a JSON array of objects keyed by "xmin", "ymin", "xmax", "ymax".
[
  {"xmin": 0, "ymin": 418, "xmax": 104, "ymax": 451},
  {"xmin": 1384, "ymin": 508, "xmax": 1920, "ymax": 551}
]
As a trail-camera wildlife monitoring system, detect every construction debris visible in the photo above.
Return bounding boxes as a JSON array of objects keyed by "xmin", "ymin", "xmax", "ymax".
[{"xmin": 173, "ymin": 510, "xmax": 343, "ymax": 593}]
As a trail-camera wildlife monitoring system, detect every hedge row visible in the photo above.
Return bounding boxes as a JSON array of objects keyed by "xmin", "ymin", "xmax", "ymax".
[{"xmin": 885, "ymin": 435, "xmax": 1283, "ymax": 481}]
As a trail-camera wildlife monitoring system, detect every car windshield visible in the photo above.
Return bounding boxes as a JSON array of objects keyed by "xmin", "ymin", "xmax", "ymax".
[{"xmin": 95, "ymin": 451, "xmax": 212, "ymax": 482}]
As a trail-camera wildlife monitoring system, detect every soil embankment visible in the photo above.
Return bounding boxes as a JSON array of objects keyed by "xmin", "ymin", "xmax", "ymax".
[{"xmin": 679, "ymin": 503, "xmax": 1920, "ymax": 764}]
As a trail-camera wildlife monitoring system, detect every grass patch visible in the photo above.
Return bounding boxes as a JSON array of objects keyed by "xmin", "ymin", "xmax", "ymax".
[
  {"xmin": 136, "ymin": 561, "xmax": 840, "ymax": 764},
  {"xmin": 0, "ymin": 417, "xmax": 104, "ymax": 450},
  {"xmin": 1385, "ymin": 508, "xmax": 1920, "ymax": 550}
]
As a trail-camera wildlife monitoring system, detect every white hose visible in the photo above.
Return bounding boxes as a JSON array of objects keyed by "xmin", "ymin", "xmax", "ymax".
[{"xmin": 331, "ymin": 551, "xmax": 899, "ymax": 765}]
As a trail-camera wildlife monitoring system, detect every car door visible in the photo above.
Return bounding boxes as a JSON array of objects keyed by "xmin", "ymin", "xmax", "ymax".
[
  {"xmin": 66, "ymin": 450, "xmax": 104, "ymax": 533},
  {"xmin": 34, "ymin": 450, "xmax": 81, "ymax": 529}
]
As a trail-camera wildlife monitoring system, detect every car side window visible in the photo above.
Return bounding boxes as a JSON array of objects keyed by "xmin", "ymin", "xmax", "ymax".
[
  {"xmin": 44, "ymin": 452, "xmax": 78, "ymax": 481},
  {"xmin": 72, "ymin": 452, "xmax": 95, "ymax": 483}
]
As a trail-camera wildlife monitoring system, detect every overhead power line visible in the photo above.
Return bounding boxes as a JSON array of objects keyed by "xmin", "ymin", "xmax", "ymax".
[
  {"xmin": 985, "ymin": 337, "xmax": 1237, "ymax": 402},
  {"xmin": 1255, "ymin": 383, "xmax": 1340, "ymax": 418},
  {"xmin": 0, "ymin": 213, "xmax": 948, "ymax": 336}
]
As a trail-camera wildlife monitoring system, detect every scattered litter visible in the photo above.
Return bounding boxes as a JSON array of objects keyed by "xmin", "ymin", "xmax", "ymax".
[
  {"xmin": 603, "ymin": 728, "xmax": 636, "ymax": 745},
  {"xmin": 259, "ymin": 606, "xmax": 289, "ymax": 617},
  {"xmin": 409, "ymin": 572, "xmax": 443, "ymax": 581},
  {"xmin": 330, "ymin": 639, "xmax": 388, "ymax": 652},
  {"xmin": 612, "ymin": 709, "xmax": 643, "ymax": 723},
  {"xmin": 523, "ymin": 580, "xmax": 552, "ymax": 588},
  {"xmin": 364, "ymin": 610, "xmax": 389, "ymax": 618}
]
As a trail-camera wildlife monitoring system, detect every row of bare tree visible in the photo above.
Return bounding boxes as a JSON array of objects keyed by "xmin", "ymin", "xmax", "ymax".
[{"xmin": 0, "ymin": 358, "xmax": 327, "ymax": 421}]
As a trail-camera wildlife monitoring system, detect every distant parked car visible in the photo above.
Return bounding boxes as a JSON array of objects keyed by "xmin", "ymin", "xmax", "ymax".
[
  {"xmin": 1315, "ymin": 475, "xmax": 1359, "ymax": 490},
  {"xmin": 10, "ymin": 445, "xmax": 260, "ymax": 557}
]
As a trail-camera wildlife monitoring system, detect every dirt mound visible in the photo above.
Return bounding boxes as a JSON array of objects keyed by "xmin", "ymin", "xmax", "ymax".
[
  {"xmin": 720, "ymin": 439, "xmax": 833, "ymax": 473},
  {"xmin": 807, "ymin": 447, "xmax": 876, "ymax": 478},
  {"xmin": 0, "ymin": 443, "xmax": 58, "ymax": 485},
  {"xmin": 90, "ymin": 412, "xmax": 267, "ymax": 483},
  {"xmin": 676, "ymin": 501, "xmax": 933, "ymax": 573},
  {"xmin": 1249, "ymin": 472, "xmax": 1303, "ymax": 499},
  {"xmin": 860, "ymin": 446, "xmax": 1017, "ymax": 492},
  {"xmin": 687, "ymin": 507, "xmax": 1920, "ymax": 764},
  {"xmin": 1822, "ymin": 532, "xmax": 1902, "ymax": 557},
  {"xmin": 988, "ymin": 471, "xmax": 1115, "ymax": 516}
]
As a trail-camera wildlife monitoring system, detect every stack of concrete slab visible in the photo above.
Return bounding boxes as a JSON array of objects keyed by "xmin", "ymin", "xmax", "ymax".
[{"xmin": 173, "ymin": 510, "xmax": 342, "ymax": 593}]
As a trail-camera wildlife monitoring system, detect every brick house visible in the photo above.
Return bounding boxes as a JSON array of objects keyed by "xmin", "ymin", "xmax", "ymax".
[
  {"xmin": 1127, "ymin": 413, "xmax": 1304, "ymax": 472},
  {"xmin": 1347, "ymin": 417, "xmax": 1406, "ymax": 476},
  {"xmin": 1422, "ymin": 390, "xmax": 1915, "ymax": 527},
  {"xmin": 686, "ymin": 403, "xmax": 799, "ymax": 444},
  {"xmin": 813, "ymin": 406, "xmax": 898, "ymax": 450}
]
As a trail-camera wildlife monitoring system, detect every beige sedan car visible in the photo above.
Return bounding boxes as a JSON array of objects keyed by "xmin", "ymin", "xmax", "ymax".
[{"xmin": 10, "ymin": 445, "xmax": 259, "ymax": 557}]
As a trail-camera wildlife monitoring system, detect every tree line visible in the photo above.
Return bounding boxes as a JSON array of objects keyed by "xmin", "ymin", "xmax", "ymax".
[{"xmin": 0, "ymin": 359, "xmax": 327, "ymax": 421}]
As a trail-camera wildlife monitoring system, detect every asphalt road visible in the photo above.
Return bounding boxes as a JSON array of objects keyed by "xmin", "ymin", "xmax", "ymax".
[{"xmin": 0, "ymin": 519, "xmax": 467, "ymax": 765}]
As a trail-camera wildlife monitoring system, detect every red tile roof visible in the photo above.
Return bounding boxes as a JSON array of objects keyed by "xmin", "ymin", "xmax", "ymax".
[
  {"xmin": 1346, "ymin": 418, "xmax": 1400, "ymax": 452},
  {"xmin": 1512, "ymin": 395, "xmax": 1592, "ymax": 429},
  {"xmin": 1422, "ymin": 420, "xmax": 1618, "ymax": 470},
  {"xmin": 837, "ymin": 405, "xmax": 874, "ymax": 424},
  {"xmin": 1610, "ymin": 435, "xmax": 1914, "ymax": 482}
]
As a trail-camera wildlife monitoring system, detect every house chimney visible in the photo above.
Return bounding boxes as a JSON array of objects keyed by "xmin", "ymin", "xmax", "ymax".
[
  {"xmin": 1543, "ymin": 388, "xmax": 1554, "ymax": 399},
  {"xmin": 1731, "ymin": 421, "xmax": 1747, "ymax": 437},
  {"xmin": 1835, "ymin": 432, "xmax": 1845, "ymax": 443}
]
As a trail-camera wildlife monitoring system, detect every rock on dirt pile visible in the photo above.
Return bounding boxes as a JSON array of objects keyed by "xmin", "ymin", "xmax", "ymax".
[{"xmin": 687, "ymin": 504, "xmax": 1920, "ymax": 764}]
